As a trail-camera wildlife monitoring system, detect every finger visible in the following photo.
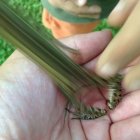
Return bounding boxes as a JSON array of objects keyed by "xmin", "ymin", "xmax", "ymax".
[
  {"xmin": 110, "ymin": 90, "xmax": 140, "ymax": 122},
  {"xmin": 83, "ymin": 56, "xmax": 99, "ymax": 72},
  {"xmin": 111, "ymin": 115, "xmax": 140, "ymax": 140},
  {"xmin": 123, "ymin": 64, "xmax": 140, "ymax": 92},
  {"xmin": 96, "ymin": 1, "xmax": 140, "ymax": 77},
  {"xmin": 108, "ymin": 0, "xmax": 138, "ymax": 27},
  {"xmin": 61, "ymin": 30, "xmax": 112, "ymax": 64}
]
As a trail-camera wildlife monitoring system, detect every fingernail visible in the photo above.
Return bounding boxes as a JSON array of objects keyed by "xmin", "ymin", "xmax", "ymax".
[
  {"xmin": 98, "ymin": 64, "xmax": 116, "ymax": 77},
  {"xmin": 112, "ymin": 0, "xmax": 125, "ymax": 12}
]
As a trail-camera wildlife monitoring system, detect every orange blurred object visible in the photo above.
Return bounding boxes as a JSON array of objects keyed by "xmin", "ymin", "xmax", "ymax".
[{"xmin": 42, "ymin": 9, "xmax": 100, "ymax": 39}]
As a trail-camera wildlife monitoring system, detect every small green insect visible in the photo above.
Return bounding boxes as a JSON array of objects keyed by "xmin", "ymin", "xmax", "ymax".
[
  {"xmin": 66, "ymin": 74, "xmax": 123, "ymax": 120},
  {"xmin": 66, "ymin": 102, "xmax": 107, "ymax": 120}
]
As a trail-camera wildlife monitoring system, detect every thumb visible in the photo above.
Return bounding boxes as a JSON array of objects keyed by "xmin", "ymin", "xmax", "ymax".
[{"xmin": 61, "ymin": 30, "xmax": 112, "ymax": 64}]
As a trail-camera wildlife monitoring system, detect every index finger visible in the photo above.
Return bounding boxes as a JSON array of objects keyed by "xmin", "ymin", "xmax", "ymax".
[{"xmin": 96, "ymin": 1, "xmax": 140, "ymax": 77}]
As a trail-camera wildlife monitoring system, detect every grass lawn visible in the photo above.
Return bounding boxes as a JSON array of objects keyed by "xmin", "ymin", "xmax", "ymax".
[{"xmin": 0, "ymin": 0, "xmax": 119, "ymax": 65}]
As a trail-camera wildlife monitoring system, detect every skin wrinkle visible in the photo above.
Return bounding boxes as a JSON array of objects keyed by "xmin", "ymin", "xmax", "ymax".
[
  {"xmin": 62, "ymin": 101, "xmax": 87, "ymax": 140},
  {"xmin": 80, "ymin": 121, "xmax": 88, "ymax": 140},
  {"xmin": 64, "ymin": 119, "xmax": 70, "ymax": 133},
  {"xmin": 81, "ymin": 117, "xmax": 111, "ymax": 140},
  {"xmin": 67, "ymin": 112, "xmax": 73, "ymax": 140},
  {"xmin": 52, "ymin": 104, "xmax": 71, "ymax": 140},
  {"xmin": 110, "ymin": 116, "xmax": 140, "ymax": 140},
  {"xmin": 107, "ymin": 118, "xmax": 112, "ymax": 140},
  {"xmin": 69, "ymin": 116, "xmax": 87, "ymax": 140},
  {"xmin": 53, "ymin": 110, "xmax": 72, "ymax": 140},
  {"xmin": 48, "ymin": 92, "xmax": 67, "ymax": 140},
  {"xmin": 50, "ymin": 117, "xmax": 64, "ymax": 140},
  {"xmin": 108, "ymin": 125, "xmax": 111, "ymax": 140},
  {"xmin": 50, "ymin": 91, "xmax": 67, "ymax": 140},
  {"xmin": 68, "ymin": 110, "xmax": 73, "ymax": 140}
]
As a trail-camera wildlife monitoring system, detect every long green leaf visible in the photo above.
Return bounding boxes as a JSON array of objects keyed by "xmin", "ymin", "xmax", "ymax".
[{"xmin": 0, "ymin": 0, "xmax": 108, "ymax": 107}]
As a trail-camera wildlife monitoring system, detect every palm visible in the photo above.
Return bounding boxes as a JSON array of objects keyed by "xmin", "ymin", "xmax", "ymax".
[
  {"xmin": 1, "ymin": 31, "xmax": 139, "ymax": 139},
  {"xmin": 1, "ymin": 52, "xmax": 140, "ymax": 140},
  {"xmin": 0, "ymin": 50, "xmax": 111, "ymax": 140}
]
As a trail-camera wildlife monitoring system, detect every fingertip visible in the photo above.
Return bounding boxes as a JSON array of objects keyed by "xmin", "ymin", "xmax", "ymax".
[
  {"xmin": 100, "ymin": 29, "xmax": 112, "ymax": 37},
  {"xmin": 107, "ymin": 0, "xmax": 125, "ymax": 27},
  {"xmin": 107, "ymin": 15, "xmax": 123, "ymax": 28},
  {"xmin": 96, "ymin": 63, "xmax": 117, "ymax": 78}
]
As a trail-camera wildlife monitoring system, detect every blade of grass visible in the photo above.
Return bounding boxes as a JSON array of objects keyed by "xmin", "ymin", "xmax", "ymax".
[{"xmin": 0, "ymin": 0, "xmax": 109, "ymax": 112}]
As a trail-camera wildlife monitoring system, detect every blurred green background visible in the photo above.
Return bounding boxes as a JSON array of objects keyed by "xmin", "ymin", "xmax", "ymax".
[{"xmin": 0, "ymin": 0, "xmax": 119, "ymax": 65}]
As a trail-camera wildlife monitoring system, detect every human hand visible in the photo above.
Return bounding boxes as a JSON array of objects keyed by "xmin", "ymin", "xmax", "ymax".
[
  {"xmin": 0, "ymin": 31, "xmax": 112, "ymax": 140},
  {"xmin": 1, "ymin": 30, "xmax": 140, "ymax": 140},
  {"xmin": 96, "ymin": 0, "xmax": 140, "ymax": 92}
]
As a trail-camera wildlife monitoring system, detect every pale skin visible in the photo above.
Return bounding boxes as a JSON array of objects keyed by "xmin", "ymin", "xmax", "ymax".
[
  {"xmin": 1, "ymin": 31, "xmax": 140, "ymax": 140},
  {"xmin": 48, "ymin": 0, "xmax": 140, "ymax": 92},
  {"xmin": 97, "ymin": 0, "xmax": 140, "ymax": 92}
]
